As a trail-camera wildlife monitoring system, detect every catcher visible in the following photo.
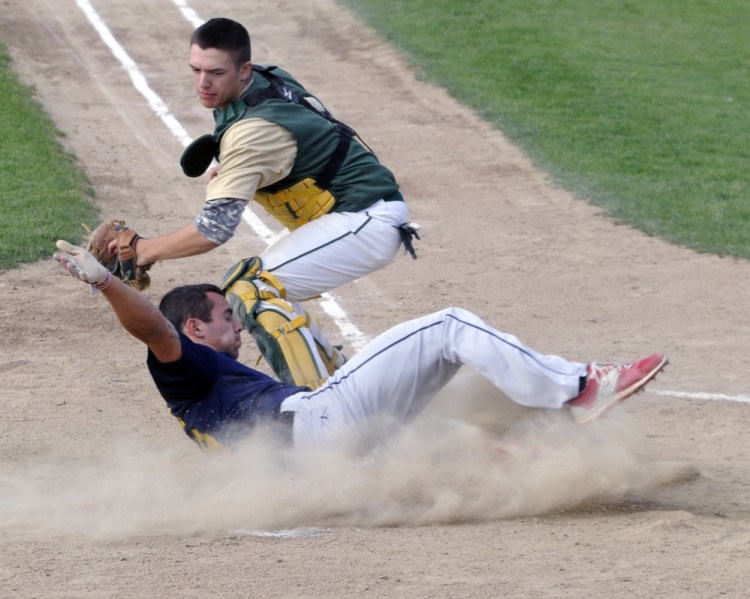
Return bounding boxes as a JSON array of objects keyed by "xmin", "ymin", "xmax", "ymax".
[{"xmin": 95, "ymin": 17, "xmax": 419, "ymax": 390}]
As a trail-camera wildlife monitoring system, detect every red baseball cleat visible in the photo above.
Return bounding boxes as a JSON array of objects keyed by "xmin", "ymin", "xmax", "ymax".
[{"xmin": 568, "ymin": 353, "xmax": 668, "ymax": 423}]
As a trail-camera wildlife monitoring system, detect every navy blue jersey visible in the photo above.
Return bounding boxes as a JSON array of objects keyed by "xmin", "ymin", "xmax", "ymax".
[{"xmin": 147, "ymin": 332, "xmax": 308, "ymax": 450}]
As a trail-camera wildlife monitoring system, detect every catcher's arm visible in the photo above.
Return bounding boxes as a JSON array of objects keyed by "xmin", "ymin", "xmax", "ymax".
[
  {"xmin": 121, "ymin": 223, "xmax": 219, "ymax": 266},
  {"xmin": 54, "ymin": 240, "xmax": 181, "ymax": 363}
]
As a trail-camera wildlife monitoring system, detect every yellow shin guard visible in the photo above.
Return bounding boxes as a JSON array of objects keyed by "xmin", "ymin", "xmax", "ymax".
[{"xmin": 221, "ymin": 258, "xmax": 341, "ymax": 388}]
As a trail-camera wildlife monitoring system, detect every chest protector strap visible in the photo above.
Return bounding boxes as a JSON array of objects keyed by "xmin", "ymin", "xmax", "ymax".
[{"xmin": 246, "ymin": 67, "xmax": 356, "ymax": 229}]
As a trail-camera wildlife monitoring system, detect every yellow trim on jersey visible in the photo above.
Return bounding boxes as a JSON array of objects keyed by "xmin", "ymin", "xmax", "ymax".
[{"xmin": 174, "ymin": 415, "xmax": 226, "ymax": 453}]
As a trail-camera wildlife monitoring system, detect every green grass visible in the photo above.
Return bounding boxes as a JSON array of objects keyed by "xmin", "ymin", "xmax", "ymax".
[
  {"xmin": 1, "ymin": 3, "xmax": 748, "ymax": 265},
  {"xmin": 342, "ymin": 0, "xmax": 750, "ymax": 257},
  {"xmin": 0, "ymin": 41, "xmax": 96, "ymax": 270}
]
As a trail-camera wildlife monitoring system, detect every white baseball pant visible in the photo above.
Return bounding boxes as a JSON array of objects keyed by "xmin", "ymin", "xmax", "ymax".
[
  {"xmin": 280, "ymin": 307, "xmax": 587, "ymax": 448},
  {"xmin": 259, "ymin": 199, "xmax": 409, "ymax": 301}
]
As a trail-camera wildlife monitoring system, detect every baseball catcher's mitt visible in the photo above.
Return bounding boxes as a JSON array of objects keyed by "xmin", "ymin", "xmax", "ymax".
[{"xmin": 83, "ymin": 219, "xmax": 152, "ymax": 291}]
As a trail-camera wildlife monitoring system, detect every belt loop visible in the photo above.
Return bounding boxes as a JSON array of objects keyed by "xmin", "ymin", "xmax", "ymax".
[{"xmin": 277, "ymin": 411, "xmax": 295, "ymax": 445}]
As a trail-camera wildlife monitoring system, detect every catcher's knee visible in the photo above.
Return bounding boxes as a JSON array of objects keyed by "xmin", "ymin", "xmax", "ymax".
[
  {"xmin": 221, "ymin": 258, "xmax": 342, "ymax": 388},
  {"xmin": 220, "ymin": 257, "xmax": 270, "ymax": 323}
]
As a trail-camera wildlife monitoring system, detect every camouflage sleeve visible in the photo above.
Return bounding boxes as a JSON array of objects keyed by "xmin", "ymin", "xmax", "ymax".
[{"xmin": 194, "ymin": 198, "xmax": 248, "ymax": 245}]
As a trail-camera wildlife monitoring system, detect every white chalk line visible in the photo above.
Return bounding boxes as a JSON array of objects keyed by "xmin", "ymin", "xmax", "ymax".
[
  {"xmin": 169, "ymin": 0, "xmax": 202, "ymax": 29},
  {"xmin": 74, "ymin": 0, "xmax": 192, "ymax": 147},
  {"xmin": 653, "ymin": 390, "xmax": 750, "ymax": 404},
  {"xmin": 77, "ymin": 0, "xmax": 746, "ymax": 402},
  {"xmin": 76, "ymin": 0, "xmax": 369, "ymax": 350}
]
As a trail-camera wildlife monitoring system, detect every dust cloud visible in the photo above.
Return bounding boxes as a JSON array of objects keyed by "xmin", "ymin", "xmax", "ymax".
[{"xmin": 0, "ymin": 372, "xmax": 696, "ymax": 540}]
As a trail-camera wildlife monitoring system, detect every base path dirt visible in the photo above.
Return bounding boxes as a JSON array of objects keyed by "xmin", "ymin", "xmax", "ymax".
[{"xmin": 2, "ymin": 0, "xmax": 750, "ymax": 597}]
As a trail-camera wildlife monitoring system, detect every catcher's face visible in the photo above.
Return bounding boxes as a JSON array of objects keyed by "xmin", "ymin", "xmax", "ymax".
[
  {"xmin": 193, "ymin": 292, "xmax": 243, "ymax": 359},
  {"xmin": 189, "ymin": 45, "xmax": 252, "ymax": 110}
]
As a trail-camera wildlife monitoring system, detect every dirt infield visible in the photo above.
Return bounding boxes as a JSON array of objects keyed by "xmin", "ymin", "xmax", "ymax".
[{"xmin": 2, "ymin": 0, "xmax": 750, "ymax": 596}]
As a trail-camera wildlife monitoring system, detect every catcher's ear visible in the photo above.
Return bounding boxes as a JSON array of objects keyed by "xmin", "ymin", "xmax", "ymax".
[{"xmin": 239, "ymin": 61, "xmax": 252, "ymax": 81}]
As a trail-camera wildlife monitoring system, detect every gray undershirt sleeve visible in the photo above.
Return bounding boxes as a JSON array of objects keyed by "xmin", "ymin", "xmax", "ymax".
[{"xmin": 194, "ymin": 198, "xmax": 248, "ymax": 245}]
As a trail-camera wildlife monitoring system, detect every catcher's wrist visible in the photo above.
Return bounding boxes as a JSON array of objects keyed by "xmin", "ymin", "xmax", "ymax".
[{"xmin": 91, "ymin": 271, "xmax": 113, "ymax": 290}]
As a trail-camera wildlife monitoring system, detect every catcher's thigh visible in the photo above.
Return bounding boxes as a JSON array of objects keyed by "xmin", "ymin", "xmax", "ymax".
[{"xmin": 221, "ymin": 258, "xmax": 345, "ymax": 388}]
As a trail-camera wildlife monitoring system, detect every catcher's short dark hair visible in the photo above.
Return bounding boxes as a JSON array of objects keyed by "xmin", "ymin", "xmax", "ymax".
[
  {"xmin": 190, "ymin": 17, "xmax": 251, "ymax": 67},
  {"xmin": 159, "ymin": 284, "xmax": 226, "ymax": 331}
]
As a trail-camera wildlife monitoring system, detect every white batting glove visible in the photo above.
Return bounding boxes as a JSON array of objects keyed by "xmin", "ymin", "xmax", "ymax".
[{"xmin": 54, "ymin": 240, "xmax": 113, "ymax": 290}]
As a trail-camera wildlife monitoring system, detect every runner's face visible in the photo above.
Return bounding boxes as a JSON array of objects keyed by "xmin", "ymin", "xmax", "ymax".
[
  {"xmin": 197, "ymin": 292, "xmax": 243, "ymax": 359},
  {"xmin": 189, "ymin": 45, "xmax": 251, "ymax": 110}
]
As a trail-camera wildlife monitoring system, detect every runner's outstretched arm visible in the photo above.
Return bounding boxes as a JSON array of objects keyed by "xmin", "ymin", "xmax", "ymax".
[{"xmin": 54, "ymin": 240, "xmax": 181, "ymax": 363}]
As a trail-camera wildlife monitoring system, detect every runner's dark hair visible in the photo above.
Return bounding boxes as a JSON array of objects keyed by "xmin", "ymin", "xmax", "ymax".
[{"xmin": 159, "ymin": 284, "xmax": 225, "ymax": 330}]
